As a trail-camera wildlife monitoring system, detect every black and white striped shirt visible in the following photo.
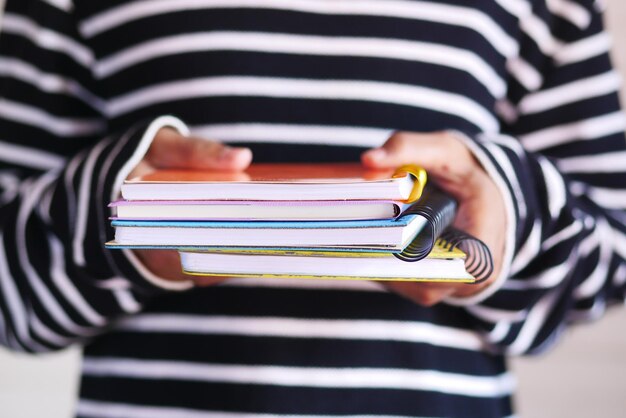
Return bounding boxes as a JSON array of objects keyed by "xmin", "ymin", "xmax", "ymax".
[{"xmin": 1, "ymin": 1, "xmax": 625, "ymax": 417}]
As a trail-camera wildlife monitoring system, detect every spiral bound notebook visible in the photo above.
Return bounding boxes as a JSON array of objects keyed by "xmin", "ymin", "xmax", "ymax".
[
  {"xmin": 175, "ymin": 187, "xmax": 494, "ymax": 282},
  {"xmin": 179, "ymin": 239, "xmax": 475, "ymax": 282},
  {"xmin": 107, "ymin": 211, "xmax": 428, "ymax": 251}
]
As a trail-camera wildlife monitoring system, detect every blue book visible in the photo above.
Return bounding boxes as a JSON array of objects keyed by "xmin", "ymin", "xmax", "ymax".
[{"xmin": 109, "ymin": 213, "xmax": 428, "ymax": 251}]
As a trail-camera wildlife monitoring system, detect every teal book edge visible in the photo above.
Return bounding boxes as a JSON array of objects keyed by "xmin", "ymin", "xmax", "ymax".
[{"xmin": 110, "ymin": 213, "xmax": 421, "ymax": 229}]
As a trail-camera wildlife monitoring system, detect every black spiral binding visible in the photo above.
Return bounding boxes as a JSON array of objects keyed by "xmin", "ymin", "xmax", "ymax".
[
  {"xmin": 437, "ymin": 228, "xmax": 494, "ymax": 284},
  {"xmin": 393, "ymin": 185, "xmax": 457, "ymax": 262},
  {"xmin": 393, "ymin": 186, "xmax": 494, "ymax": 284}
]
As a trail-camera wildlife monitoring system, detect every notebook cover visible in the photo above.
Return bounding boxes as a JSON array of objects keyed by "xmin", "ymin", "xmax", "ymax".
[
  {"xmin": 110, "ymin": 213, "xmax": 421, "ymax": 229},
  {"xmin": 125, "ymin": 163, "xmax": 400, "ymax": 184}
]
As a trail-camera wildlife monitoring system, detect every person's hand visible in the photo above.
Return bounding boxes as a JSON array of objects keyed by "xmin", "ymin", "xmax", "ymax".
[
  {"xmin": 361, "ymin": 131, "xmax": 507, "ymax": 306},
  {"xmin": 130, "ymin": 127, "xmax": 253, "ymax": 287}
]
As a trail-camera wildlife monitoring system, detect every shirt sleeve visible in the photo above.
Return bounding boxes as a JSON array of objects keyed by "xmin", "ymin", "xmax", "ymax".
[
  {"xmin": 0, "ymin": 0, "xmax": 190, "ymax": 353},
  {"xmin": 447, "ymin": 0, "xmax": 626, "ymax": 355}
]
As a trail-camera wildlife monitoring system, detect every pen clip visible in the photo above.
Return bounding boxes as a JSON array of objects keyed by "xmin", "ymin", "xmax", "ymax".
[{"xmin": 393, "ymin": 164, "xmax": 427, "ymax": 203}]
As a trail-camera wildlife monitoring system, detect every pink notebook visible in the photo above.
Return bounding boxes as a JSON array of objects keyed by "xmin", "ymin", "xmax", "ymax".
[{"xmin": 110, "ymin": 199, "xmax": 412, "ymax": 221}]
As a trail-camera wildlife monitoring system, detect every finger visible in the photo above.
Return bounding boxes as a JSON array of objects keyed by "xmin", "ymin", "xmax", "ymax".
[
  {"xmin": 133, "ymin": 249, "xmax": 190, "ymax": 282},
  {"xmin": 362, "ymin": 132, "xmax": 451, "ymax": 168},
  {"xmin": 384, "ymin": 281, "xmax": 459, "ymax": 306},
  {"xmin": 190, "ymin": 275, "xmax": 232, "ymax": 286},
  {"xmin": 362, "ymin": 132, "xmax": 474, "ymax": 177},
  {"xmin": 147, "ymin": 128, "xmax": 253, "ymax": 171},
  {"xmin": 127, "ymin": 159, "xmax": 154, "ymax": 180},
  {"xmin": 134, "ymin": 249, "xmax": 233, "ymax": 287},
  {"xmin": 362, "ymin": 132, "xmax": 480, "ymax": 199}
]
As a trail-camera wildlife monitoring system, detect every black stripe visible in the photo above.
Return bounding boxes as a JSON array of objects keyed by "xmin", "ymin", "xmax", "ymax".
[
  {"xmin": 85, "ymin": 331, "xmax": 505, "ymax": 376},
  {"xmin": 109, "ymin": 97, "xmax": 483, "ymax": 137},
  {"xmin": 79, "ymin": 376, "xmax": 513, "ymax": 417}
]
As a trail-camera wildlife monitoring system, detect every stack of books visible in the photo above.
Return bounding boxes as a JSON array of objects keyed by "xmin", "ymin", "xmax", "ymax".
[{"xmin": 106, "ymin": 163, "xmax": 491, "ymax": 282}]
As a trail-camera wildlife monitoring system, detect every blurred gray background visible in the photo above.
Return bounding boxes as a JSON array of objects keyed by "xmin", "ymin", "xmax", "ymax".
[{"xmin": 0, "ymin": 1, "xmax": 625, "ymax": 417}]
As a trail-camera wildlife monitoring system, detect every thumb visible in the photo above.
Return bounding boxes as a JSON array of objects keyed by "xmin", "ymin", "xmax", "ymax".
[
  {"xmin": 146, "ymin": 128, "xmax": 253, "ymax": 171},
  {"xmin": 361, "ymin": 132, "xmax": 483, "ymax": 200},
  {"xmin": 361, "ymin": 131, "xmax": 475, "ymax": 175},
  {"xmin": 361, "ymin": 132, "xmax": 453, "ymax": 170}
]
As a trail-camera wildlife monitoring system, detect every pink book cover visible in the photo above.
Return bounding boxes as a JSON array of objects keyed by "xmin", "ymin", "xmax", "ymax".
[{"xmin": 108, "ymin": 199, "xmax": 410, "ymax": 221}]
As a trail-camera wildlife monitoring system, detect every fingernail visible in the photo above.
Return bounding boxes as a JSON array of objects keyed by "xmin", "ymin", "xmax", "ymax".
[
  {"xmin": 217, "ymin": 146, "xmax": 237, "ymax": 161},
  {"xmin": 218, "ymin": 146, "xmax": 252, "ymax": 167},
  {"xmin": 366, "ymin": 148, "xmax": 387, "ymax": 161}
]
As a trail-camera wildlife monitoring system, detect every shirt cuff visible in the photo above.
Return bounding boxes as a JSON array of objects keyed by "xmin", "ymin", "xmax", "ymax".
[
  {"xmin": 110, "ymin": 115, "xmax": 195, "ymax": 292},
  {"xmin": 443, "ymin": 131, "xmax": 517, "ymax": 306}
]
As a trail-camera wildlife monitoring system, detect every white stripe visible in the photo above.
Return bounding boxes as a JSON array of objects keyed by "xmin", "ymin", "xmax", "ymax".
[
  {"xmin": 0, "ymin": 56, "xmax": 105, "ymax": 112},
  {"xmin": 496, "ymin": 0, "xmax": 562, "ymax": 56},
  {"xmin": 538, "ymin": 157, "xmax": 567, "ymax": 219},
  {"xmin": 557, "ymin": 150, "xmax": 626, "ymax": 173},
  {"xmin": 613, "ymin": 263, "xmax": 626, "ymax": 288},
  {"xmin": 507, "ymin": 286, "xmax": 565, "ymax": 355},
  {"xmin": 518, "ymin": 72, "xmax": 622, "ymax": 115},
  {"xmin": 29, "ymin": 309, "xmax": 75, "ymax": 347},
  {"xmin": 612, "ymin": 228, "xmax": 626, "ymax": 260},
  {"xmin": 502, "ymin": 253, "xmax": 575, "ymax": 290},
  {"xmin": 541, "ymin": 219, "xmax": 583, "ymax": 251},
  {"xmin": 506, "ymin": 57, "xmax": 543, "ymax": 91},
  {"xmin": 48, "ymin": 234, "xmax": 108, "ymax": 326},
  {"xmin": 0, "ymin": 98, "xmax": 104, "ymax": 137},
  {"xmin": 112, "ymin": 289, "xmax": 142, "ymax": 313},
  {"xmin": 110, "ymin": 116, "xmax": 190, "ymax": 203},
  {"xmin": 0, "ymin": 140, "xmax": 65, "ymax": 170},
  {"xmin": 486, "ymin": 133, "xmax": 527, "ymax": 157},
  {"xmin": 37, "ymin": 187, "xmax": 55, "ymax": 225},
  {"xmin": 95, "ymin": 31, "xmax": 506, "ymax": 97},
  {"xmin": 510, "ymin": 220, "xmax": 542, "ymax": 276},
  {"xmin": 482, "ymin": 140, "xmax": 527, "ymax": 220},
  {"xmin": 494, "ymin": 99, "xmax": 519, "ymax": 124},
  {"xmin": 0, "ymin": 232, "xmax": 48, "ymax": 352},
  {"xmin": 2, "ymin": 13, "xmax": 93, "ymax": 67},
  {"xmin": 77, "ymin": 399, "xmax": 428, "ymax": 418},
  {"xmin": 41, "ymin": 0, "xmax": 74, "ymax": 12},
  {"xmin": 574, "ymin": 218, "xmax": 612, "ymax": 299},
  {"xmin": 79, "ymin": 0, "xmax": 518, "ymax": 57},
  {"xmin": 519, "ymin": 111, "xmax": 626, "ymax": 152},
  {"xmin": 578, "ymin": 221, "xmax": 601, "ymax": 257},
  {"xmin": 487, "ymin": 321, "xmax": 511, "ymax": 344},
  {"xmin": 546, "ymin": 0, "xmax": 591, "ymax": 29},
  {"xmin": 16, "ymin": 173, "xmax": 99, "ymax": 338},
  {"xmin": 0, "ymin": 172, "xmax": 20, "ymax": 205},
  {"xmin": 107, "ymin": 76, "xmax": 499, "ymax": 133},
  {"xmin": 568, "ymin": 181, "xmax": 586, "ymax": 197},
  {"xmin": 117, "ymin": 314, "xmax": 485, "ymax": 351},
  {"xmin": 554, "ymin": 33, "xmax": 611, "ymax": 66},
  {"xmin": 191, "ymin": 123, "xmax": 392, "ymax": 148},
  {"xmin": 82, "ymin": 357, "xmax": 515, "ymax": 398},
  {"xmin": 465, "ymin": 304, "xmax": 528, "ymax": 323},
  {"xmin": 586, "ymin": 186, "xmax": 626, "ymax": 209},
  {"xmin": 72, "ymin": 138, "xmax": 112, "ymax": 267}
]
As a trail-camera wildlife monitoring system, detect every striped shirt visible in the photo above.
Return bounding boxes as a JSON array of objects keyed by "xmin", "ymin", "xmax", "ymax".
[{"xmin": 1, "ymin": 0, "xmax": 625, "ymax": 417}]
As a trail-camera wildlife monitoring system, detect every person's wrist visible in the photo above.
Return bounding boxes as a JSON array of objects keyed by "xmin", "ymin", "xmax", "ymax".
[{"xmin": 443, "ymin": 131, "xmax": 517, "ymax": 306}]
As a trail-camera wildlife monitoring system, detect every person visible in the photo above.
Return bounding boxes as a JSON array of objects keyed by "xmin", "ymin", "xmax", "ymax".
[{"xmin": 0, "ymin": 0, "xmax": 624, "ymax": 417}]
